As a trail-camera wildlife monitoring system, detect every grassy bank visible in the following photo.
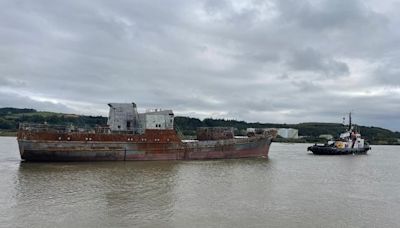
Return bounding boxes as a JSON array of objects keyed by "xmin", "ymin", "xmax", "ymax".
[{"xmin": 0, "ymin": 131, "xmax": 17, "ymax": 137}]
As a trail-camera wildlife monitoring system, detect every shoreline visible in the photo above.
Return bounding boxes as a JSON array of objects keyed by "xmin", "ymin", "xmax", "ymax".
[{"xmin": 0, "ymin": 132, "xmax": 17, "ymax": 137}]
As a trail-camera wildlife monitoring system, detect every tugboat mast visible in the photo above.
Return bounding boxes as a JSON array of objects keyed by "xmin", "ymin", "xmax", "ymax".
[{"xmin": 348, "ymin": 112, "xmax": 352, "ymax": 131}]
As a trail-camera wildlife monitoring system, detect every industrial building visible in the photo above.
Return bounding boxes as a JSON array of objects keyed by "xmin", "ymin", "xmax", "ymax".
[{"xmin": 277, "ymin": 128, "xmax": 299, "ymax": 139}]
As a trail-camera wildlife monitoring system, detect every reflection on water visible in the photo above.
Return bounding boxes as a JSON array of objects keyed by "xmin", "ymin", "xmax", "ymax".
[
  {"xmin": 14, "ymin": 161, "xmax": 179, "ymax": 227},
  {"xmin": 1, "ymin": 137, "xmax": 400, "ymax": 228}
]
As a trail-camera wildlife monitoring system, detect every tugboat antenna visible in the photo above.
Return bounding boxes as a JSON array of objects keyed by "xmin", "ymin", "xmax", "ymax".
[{"xmin": 348, "ymin": 112, "xmax": 352, "ymax": 131}]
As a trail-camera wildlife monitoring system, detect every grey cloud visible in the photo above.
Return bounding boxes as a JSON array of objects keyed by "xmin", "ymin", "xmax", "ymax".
[
  {"xmin": 287, "ymin": 48, "xmax": 349, "ymax": 77},
  {"xmin": 275, "ymin": 0, "xmax": 393, "ymax": 60},
  {"xmin": 0, "ymin": 0, "xmax": 400, "ymax": 130},
  {"xmin": 0, "ymin": 91, "xmax": 74, "ymax": 113},
  {"xmin": 0, "ymin": 78, "xmax": 27, "ymax": 87},
  {"xmin": 290, "ymin": 80, "xmax": 321, "ymax": 93},
  {"xmin": 373, "ymin": 65, "xmax": 400, "ymax": 86},
  {"xmin": 204, "ymin": 0, "xmax": 229, "ymax": 15},
  {"xmin": 277, "ymin": 0, "xmax": 380, "ymax": 30}
]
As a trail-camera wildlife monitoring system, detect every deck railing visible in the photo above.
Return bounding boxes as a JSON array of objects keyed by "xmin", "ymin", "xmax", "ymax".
[{"xmin": 18, "ymin": 123, "xmax": 111, "ymax": 134}]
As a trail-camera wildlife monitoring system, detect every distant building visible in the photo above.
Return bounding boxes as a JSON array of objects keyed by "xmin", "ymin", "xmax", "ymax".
[
  {"xmin": 277, "ymin": 128, "xmax": 299, "ymax": 139},
  {"xmin": 319, "ymin": 134, "xmax": 334, "ymax": 140},
  {"xmin": 247, "ymin": 128, "xmax": 255, "ymax": 133}
]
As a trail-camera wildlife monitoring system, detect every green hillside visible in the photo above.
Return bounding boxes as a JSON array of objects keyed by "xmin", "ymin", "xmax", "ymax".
[
  {"xmin": 1, "ymin": 107, "xmax": 399, "ymax": 145},
  {"xmin": 0, "ymin": 108, "xmax": 107, "ymax": 133}
]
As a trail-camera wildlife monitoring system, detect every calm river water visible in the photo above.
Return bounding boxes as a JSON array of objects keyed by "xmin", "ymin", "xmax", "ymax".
[{"xmin": 1, "ymin": 137, "xmax": 400, "ymax": 227}]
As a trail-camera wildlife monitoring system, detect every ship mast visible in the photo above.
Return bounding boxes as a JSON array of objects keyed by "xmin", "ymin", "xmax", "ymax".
[{"xmin": 348, "ymin": 112, "xmax": 352, "ymax": 131}]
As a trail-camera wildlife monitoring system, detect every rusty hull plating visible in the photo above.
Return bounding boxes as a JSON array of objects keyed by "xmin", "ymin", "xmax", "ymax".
[{"xmin": 17, "ymin": 127, "xmax": 276, "ymax": 162}]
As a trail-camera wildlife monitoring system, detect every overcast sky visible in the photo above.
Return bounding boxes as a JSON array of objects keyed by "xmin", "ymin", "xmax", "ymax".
[{"xmin": 1, "ymin": 0, "xmax": 400, "ymax": 130}]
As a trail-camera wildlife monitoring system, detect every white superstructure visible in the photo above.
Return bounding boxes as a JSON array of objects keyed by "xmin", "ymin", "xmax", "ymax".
[{"xmin": 108, "ymin": 103, "xmax": 174, "ymax": 133}]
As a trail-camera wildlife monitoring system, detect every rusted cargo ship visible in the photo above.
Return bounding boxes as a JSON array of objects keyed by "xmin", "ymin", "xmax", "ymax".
[{"xmin": 17, "ymin": 103, "xmax": 276, "ymax": 162}]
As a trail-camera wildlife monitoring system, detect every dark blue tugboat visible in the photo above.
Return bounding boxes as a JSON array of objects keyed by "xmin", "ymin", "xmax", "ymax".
[{"xmin": 307, "ymin": 113, "xmax": 371, "ymax": 155}]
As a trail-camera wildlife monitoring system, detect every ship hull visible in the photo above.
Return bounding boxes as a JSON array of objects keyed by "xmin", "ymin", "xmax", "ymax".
[
  {"xmin": 18, "ymin": 138, "xmax": 272, "ymax": 162},
  {"xmin": 307, "ymin": 145, "xmax": 371, "ymax": 155}
]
